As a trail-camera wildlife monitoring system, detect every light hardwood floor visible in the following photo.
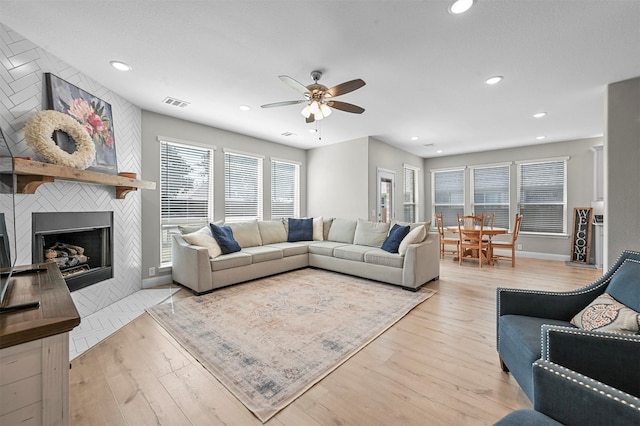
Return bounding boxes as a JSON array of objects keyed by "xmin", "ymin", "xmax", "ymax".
[{"xmin": 69, "ymin": 257, "xmax": 603, "ymax": 425}]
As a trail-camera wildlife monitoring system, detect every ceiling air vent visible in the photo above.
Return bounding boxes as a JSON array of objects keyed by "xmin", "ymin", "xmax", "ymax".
[
  {"xmin": 162, "ymin": 97, "xmax": 190, "ymax": 108},
  {"xmin": 281, "ymin": 132, "xmax": 297, "ymax": 137}
]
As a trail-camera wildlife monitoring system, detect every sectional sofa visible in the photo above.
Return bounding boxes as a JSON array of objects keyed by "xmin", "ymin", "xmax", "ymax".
[{"xmin": 171, "ymin": 217, "xmax": 440, "ymax": 294}]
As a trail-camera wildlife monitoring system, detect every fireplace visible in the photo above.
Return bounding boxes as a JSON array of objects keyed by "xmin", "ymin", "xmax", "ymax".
[{"xmin": 32, "ymin": 211, "xmax": 113, "ymax": 292}]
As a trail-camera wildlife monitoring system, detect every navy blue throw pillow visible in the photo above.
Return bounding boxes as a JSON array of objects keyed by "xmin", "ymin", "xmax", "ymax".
[
  {"xmin": 381, "ymin": 224, "xmax": 411, "ymax": 253},
  {"xmin": 288, "ymin": 218, "xmax": 313, "ymax": 242},
  {"xmin": 209, "ymin": 224, "xmax": 241, "ymax": 254}
]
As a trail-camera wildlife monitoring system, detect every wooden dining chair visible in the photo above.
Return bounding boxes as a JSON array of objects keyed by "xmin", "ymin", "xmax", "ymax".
[
  {"xmin": 435, "ymin": 213, "xmax": 459, "ymax": 258},
  {"xmin": 456, "ymin": 214, "xmax": 491, "ymax": 268},
  {"xmin": 491, "ymin": 214, "xmax": 523, "ymax": 267}
]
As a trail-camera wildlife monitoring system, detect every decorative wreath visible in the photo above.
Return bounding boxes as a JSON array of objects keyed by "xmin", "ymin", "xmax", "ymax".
[{"xmin": 24, "ymin": 110, "xmax": 96, "ymax": 169}]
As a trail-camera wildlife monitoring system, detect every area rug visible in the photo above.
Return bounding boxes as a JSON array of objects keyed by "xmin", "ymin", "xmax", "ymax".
[{"xmin": 146, "ymin": 268, "xmax": 436, "ymax": 422}]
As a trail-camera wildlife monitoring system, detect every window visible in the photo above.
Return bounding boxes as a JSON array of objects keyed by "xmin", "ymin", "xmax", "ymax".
[
  {"xmin": 432, "ymin": 168, "xmax": 464, "ymax": 226},
  {"xmin": 160, "ymin": 140, "xmax": 214, "ymax": 265},
  {"xmin": 517, "ymin": 159, "xmax": 567, "ymax": 235},
  {"xmin": 271, "ymin": 159, "xmax": 300, "ymax": 219},
  {"xmin": 224, "ymin": 150, "xmax": 263, "ymax": 222},
  {"xmin": 403, "ymin": 165, "xmax": 419, "ymax": 222},
  {"xmin": 471, "ymin": 164, "xmax": 510, "ymax": 229}
]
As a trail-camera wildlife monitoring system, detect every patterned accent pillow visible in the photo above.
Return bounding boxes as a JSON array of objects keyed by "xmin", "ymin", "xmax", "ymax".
[{"xmin": 570, "ymin": 293, "xmax": 640, "ymax": 334}]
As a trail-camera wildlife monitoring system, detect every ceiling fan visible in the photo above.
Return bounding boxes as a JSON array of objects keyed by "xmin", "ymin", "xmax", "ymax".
[{"xmin": 261, "ymin": 70, "xmax": 366, "ymax": 123}]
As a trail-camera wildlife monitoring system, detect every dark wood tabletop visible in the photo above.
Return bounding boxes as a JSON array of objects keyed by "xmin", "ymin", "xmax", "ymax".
[{"xmin": 0, "ymin": 262, "xmax": 80, "ymax": 349}]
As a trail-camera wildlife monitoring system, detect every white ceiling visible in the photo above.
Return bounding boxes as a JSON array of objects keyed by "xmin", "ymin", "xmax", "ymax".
[{"xmin": 1, "ymin": 1, "xmax": 639, "ymax": 157}]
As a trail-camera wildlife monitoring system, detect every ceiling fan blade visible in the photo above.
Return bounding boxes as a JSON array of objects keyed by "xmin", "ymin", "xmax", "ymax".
[
  {"xmin": 279, "ymin": 75, "xmax": 311, "ymax": 96},
  {"xmin": 325, "ymin": 79, "xmax": 366, "ymax": 98},
  {"xmin": 261, "ymin": 100, "xmax": 306, "ymax": 108},
  {"xmin": 305, "ymin": 114, "xmax": 315, "ymax": 123},
  {"xmin": 327, "ymin": 101, "xmax": 365, "ymax": 114}
]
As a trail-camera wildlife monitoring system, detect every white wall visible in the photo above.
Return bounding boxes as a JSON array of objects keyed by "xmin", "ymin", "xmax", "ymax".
[
  {"xmin": 423, "ymin": 137, "xmax": 603, "ymax": 260},
  {"xmin": 605, "ymin": 76, "xmax": 640, "ymax": 268},
  {"xmin": 368, "ymin": 137, "xmax": 425, "ymax": 222},
  {"xmin": 141, "ymin": 110, "xmax": 307, "ymax": 281},
  {"xmin": 0, "ymin": 23, "xmax": 143, "ymax": 317},
  {"xmin": 307, "ymin": 137, "xmax": 369, "ymax": 219}
]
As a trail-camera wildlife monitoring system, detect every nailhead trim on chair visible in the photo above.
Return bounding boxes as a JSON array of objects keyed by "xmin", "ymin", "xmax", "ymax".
[
  {"xmin": 540, "ymin": 325, "xmax": 640, "ymax": 361},
  {"xmin": 535, "ymin": 361, "xmax": 640, "ymax": 412},
  {"xmin": 496, "ymin": 251, "xmax": 640, "ymax": 351}
]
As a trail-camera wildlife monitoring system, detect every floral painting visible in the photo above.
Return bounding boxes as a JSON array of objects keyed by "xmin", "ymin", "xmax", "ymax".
[{"xmin": 45, "ymin": 73, "xmax": 118, "ymax": 174}]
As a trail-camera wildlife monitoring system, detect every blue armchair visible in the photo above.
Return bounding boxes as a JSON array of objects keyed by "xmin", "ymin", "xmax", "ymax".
[
  {"xmin": 496, "ymin": 250, "xmax": 640, "ymax": 400},
  {"xmin": 495, "ymin": 359, "xmax": 640, "ymax": 425}
]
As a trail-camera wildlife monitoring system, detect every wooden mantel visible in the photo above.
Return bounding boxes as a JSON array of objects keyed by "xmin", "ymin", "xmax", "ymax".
[{"xmin": 12, "ymin": 158, "xmax": 156, "ymax": 199}]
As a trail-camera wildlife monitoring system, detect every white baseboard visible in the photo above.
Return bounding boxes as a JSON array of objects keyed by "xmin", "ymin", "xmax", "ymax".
[
  {"xmin": 142, "ymin": 273, "xmax": 173, "ymax": 289},
  {"xmin": 492, "ymin": 248, "xmax": 569, "ymax": 262}
]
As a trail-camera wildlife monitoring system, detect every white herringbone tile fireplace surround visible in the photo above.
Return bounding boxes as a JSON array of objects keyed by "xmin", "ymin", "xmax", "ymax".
[{"xmin": 0, "ymin": 23, "xmax": 145, "ymax": 318}]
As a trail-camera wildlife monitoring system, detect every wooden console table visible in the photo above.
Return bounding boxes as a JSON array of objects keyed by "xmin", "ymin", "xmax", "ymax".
[{"xmin": 0, "ymin": 263, "xmax": 80, "ymax": 426}]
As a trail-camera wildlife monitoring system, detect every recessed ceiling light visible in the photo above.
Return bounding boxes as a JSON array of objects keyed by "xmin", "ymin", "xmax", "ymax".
[
  {"xmin": 533, "ymin": 112, "xmax": 547, "ymax": 118},
  {"xmin": 449, "ymin": 0, "xmax": 474, "ymax": 14},
  {"xmin": 485, "ymin": 76, "xmax": 503, "ymax": 85},
  {"xmin": 239, "ymin": 105, "xmax": 251, "ymax": 111},
  {"xmin": 309, "ymin": 129, "xmax": 317, "ymax": 133},
  {"xmin": 110, "ymin": 60, "xmax": 132, "ymax": 71},
  {"xmin": 536, "ymin": 136, "xmax": 546, "ymax": 140},
  {"xmin": 411, "ymin": 136, "xmax": 419, "ymax": 141},
  {"xmin": 436, "ymin": 149, "xmax": 444, "ymax": 154}
]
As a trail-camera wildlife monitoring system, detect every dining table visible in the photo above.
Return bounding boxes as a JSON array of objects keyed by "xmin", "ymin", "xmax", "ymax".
[{"xmin": 446, "ymin": 225, "xmax": 508, "ymax": 265}]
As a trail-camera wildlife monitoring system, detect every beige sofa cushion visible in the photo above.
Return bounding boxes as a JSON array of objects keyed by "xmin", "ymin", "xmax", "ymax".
[
  {"xmin": 364, "ymin": 249, "xmax": 404, "ymax": 268},
  {"xmin": 327, "ymin": 218, "xmax": 357, "ymax": 243},
  {"xmin": 267, "ymin": 242, "xmax": 309, "ymax": 257},
  {"xmin": 227, "ymin": 220, "xmax": 262, "ymax": 248},
  {"xmin": 243, "ymin": 246, "xmax": 284, "ymax": 263},
  {"xmin": 353, "ymin": 219, "xmax": 390, "ymax": 247},
  {"xmin": 210, "ymin": 251, "xmax": 252, "ymax": 271},
  {"xmin": 258, "ymin": 220, "xmax": 287, "ymax": 245},
  {"xmin": 398, "ymin": 222, "xmax": 430, "ymax": 255},
  {"xmin": 333, "ymin": 245, "xmax": 376, "ymax": 262},
  {"xmin": 313, "ymin": 216, "xmax": 324, "ymax": 241},
  {"xmin": 308, "ymin": 241, "xmax": 348, "ymax": 256},
  {"xmin": 182, "ymin": 226, "xmax": 221, "ymax": 258}
]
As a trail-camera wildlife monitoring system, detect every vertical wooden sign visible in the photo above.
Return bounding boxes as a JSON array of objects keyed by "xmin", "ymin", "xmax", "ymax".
[{"xmin": 570, "ymin": 207, "xmax": 593, "ymax": 263}]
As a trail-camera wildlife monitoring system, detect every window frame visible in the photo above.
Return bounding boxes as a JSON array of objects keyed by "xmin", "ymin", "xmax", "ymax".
[
  {"xmin": 432, "ymin": 167, "xmax": 465, "ymax": 227},
  {"xmin": 159, "ymin": 137, "xmax": 215, "ymax": 266},
  {"xmin": 470, "ymin": 163, "xmax": 511, "ymax": 229},
  {"xmin": 516, "ymin": 157, "xmax": 569, "ymax": 236},
  {"xmin": 224, "ymin": 149, "xmax": 264, "ymax": 223},
  {"xmin": 271, "ymin": 158, "xmax": 300, "ymax": 219},
  {"xmin": 403, "ymin": 164, "xmax": 420, "ymax": 223}
]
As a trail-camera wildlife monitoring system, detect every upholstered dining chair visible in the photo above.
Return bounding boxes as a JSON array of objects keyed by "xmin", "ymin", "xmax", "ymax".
[
  {"xmin": 456, "ymin": 214, "xmax": 491, "ymax": 268},
  {"xmin": 491, "ymin": 213, "xmax": 522, "ymax": 267},
  {"xmin": 435, "ymin": 213, "xmax": 459, "ymax": 258}
]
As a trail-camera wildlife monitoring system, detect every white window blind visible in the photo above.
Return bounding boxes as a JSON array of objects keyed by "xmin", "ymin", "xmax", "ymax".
[
  {"xmin": 403, "ymin": 165, "xmax": 419, "ymax": 222},
  {"xmin": 160, "ymin": 140, "xmax": 214, "ymax": 264},
  {"xmin": 433, "ymin": 169, "xmax": 464, "ymax": 226},
  {"xmin": 471, "ymin": 165, "xmax": 510, "ymax": 228},
  {"xmin": 225, "ymin": 151, "xmax": 263, "ymax": 222},
  {"xmin": 271, "ymin": 159, "xmax": 300, "ymax": 219},
  {"xmin": 517, "ymin": 159, "xmax": 567, "ymax": 234}
]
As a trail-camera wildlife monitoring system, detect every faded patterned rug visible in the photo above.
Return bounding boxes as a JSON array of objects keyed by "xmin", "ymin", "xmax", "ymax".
[{"xmin": 147, "ymin": 268, "xmax": 436, "ymax": 422}]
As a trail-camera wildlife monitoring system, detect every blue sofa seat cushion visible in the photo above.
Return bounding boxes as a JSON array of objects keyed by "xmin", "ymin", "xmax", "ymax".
[{"xmin": 498, "ymin": 315, "xmax": 573, "ymax": 400}]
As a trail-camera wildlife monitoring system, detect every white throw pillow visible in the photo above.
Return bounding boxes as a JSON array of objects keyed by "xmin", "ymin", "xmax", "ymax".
[
  {"xmin": 398, "ymin": 224, "xmax": 427, "ymax": 255},
  {"xmin": 313, "ymin": 216, "xmax": 324, "ymax": 241},
  {"xmin": 182, "ymin": 226, "xmax": 222, "ymax": 258}
]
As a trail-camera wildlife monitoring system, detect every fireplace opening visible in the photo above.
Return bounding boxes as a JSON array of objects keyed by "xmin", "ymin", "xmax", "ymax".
[{"xmin": 32, "ymin": 211, "xmax": 113, "ymax": 292}]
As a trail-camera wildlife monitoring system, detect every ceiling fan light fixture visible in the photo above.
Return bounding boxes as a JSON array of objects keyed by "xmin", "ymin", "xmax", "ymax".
[
  {"xmin": 320, "ymin": 103, "xmax": 332, "ymax": 117},
  {"xmin": 309, "ymin": 101, "xmax": 320, "ymax": 114},
  {"xmin": 301, "ymin": 105, "xmax": 312, "ymax": 118}
]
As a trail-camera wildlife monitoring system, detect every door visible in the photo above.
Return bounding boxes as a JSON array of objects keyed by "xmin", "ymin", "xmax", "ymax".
[{"xmin": 377, "ymin": 168, "xmax": 395, "ymax": 223}]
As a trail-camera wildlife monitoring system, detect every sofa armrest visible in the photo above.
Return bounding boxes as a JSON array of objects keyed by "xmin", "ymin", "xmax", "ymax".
[
  {"xmin": 541, "ymin": 324, "xmax": 640, "ymax": 397},
  {"xmin": 171, "ymin": 234, "xmax": 213, "ymax": 294},
  {"xmin": 402, "ymin": 232, "xmax": 440, "ymax": 288},
  {"xmin": 532, "ymin": 360, "xmax": 640, "ymax": 425}
]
